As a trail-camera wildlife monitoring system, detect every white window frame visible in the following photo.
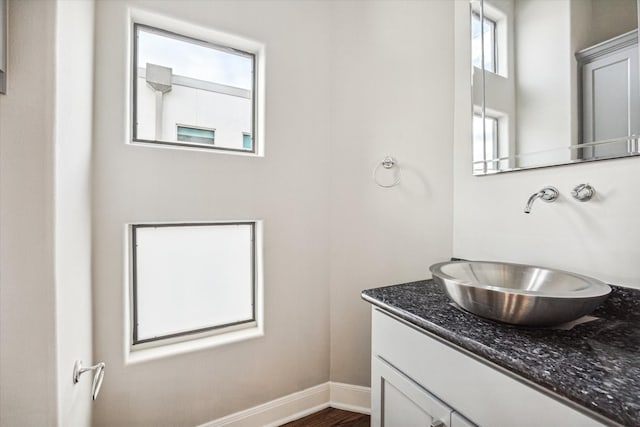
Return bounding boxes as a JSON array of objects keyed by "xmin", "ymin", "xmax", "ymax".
[
  {"xmin": 124, "ymin": 220, "xmax": 264, "ymax": 364},
  {"xmin": 128, "ymin": 9, "xmax": 266, "ymax": 157}
]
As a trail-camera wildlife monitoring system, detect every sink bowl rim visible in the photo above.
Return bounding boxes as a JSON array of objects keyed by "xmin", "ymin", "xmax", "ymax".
[{"xmin": 429, "ymin": 260, "xmax": 612, "ymax": 299}]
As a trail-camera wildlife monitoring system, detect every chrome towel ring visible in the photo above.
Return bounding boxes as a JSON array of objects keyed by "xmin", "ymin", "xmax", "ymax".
[
  {"xmin": 373, "ymin": 156, "xmax": 401, "ymax": 188},
  {"xmin": 73, "ymin": 360, "xmax": 105, "ymax": 400}
]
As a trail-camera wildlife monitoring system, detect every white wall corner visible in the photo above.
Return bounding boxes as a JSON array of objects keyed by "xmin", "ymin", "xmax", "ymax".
[
  {"xmin": 199, "ymin": 382, "xmax": 371, "ymax": 427},
  {"xmin": 329, "ymin": 382, "xmax": 371, "ymax": 415}
]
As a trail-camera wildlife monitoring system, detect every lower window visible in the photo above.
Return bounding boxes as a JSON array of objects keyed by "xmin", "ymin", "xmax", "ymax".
[
  {"xmin": 131, "ymin": 222, "xmax": 256, "ymax": 346},
  {"xmin": 473, "ymin": 113, "xmax": 499, "ymax": 173}
]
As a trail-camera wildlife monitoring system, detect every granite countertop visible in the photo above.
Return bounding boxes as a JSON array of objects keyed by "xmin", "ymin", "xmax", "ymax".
[{"xmin": 361, "ymin": 279, "xmax": 640, "ymax": 427}]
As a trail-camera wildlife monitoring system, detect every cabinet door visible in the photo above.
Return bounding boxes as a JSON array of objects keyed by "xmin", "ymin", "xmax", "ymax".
[
  {"xmin": 372, "ymin": 356, "xmax": 452, "ymax": 427},
  {"xmin": 581, "ymin": 44, "xmax": 639, "ymax": 159}
]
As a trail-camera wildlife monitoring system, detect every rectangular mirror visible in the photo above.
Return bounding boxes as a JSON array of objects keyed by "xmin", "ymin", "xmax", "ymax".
[{"xmin": 472, "ymin": 0, "xmax": 640, "ymax": 175}]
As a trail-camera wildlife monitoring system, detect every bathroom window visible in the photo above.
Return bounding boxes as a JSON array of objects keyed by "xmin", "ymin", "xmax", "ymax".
[
  {"xmin": 473, "ymin": 114, "xmax": 499, "ymax": 173},
  {"xmin": 132, "ymin": 24, "xmax": 257, "ymax": 153},
  {"xmin": 471, "ymin": 12, "xmax": 496, "ymax": 73},
  {"xmin": 131, "ymin": 222, "xmax": 256, "ymax": 345}
]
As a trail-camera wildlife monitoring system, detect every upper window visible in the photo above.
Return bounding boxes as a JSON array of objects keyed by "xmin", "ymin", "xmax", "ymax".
[
  {"xmin": 133, "ymin": 24, "xmax": 256, "ymax": 153},
  {"xmin": 471, "ymin": 12, "xmax": 496, "ymax": 73}
]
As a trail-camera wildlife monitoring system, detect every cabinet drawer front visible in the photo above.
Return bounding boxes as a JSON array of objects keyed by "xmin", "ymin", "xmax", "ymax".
[
  {"xmin": 373, "ymin": 356, "xmax": 453, "ymax": 427},
  {"xmin": 371, "ymin": 308, "xmax": 604, "ymax": 427}
]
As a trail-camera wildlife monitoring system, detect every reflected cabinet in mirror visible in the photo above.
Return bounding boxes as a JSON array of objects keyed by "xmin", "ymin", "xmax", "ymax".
[{"xmin": 471, "ymin": 0, "xmax": 640, "ymax": 175}]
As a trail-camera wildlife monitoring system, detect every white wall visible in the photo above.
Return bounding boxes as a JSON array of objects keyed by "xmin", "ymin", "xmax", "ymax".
[
  {"xmin": 92, "ymin": 1, "xmax": 332, "ymax": 425},
  {"xmin": 0, "ymin": 1, "xmax": 95, "ymax": 426},
  {"xmin": 0, "ymin": 1, "xmax": 58, "ymax": 425},
  {"xmin": 328, "ymin": 0, "xmax": 454, "ymax": 386},
  {"xmin": 54, "ymin": 0, "xmax": 95, "ymax": 425},
  {"xmin": 92, "ymin": 2, "xmax": 455, "ymax": 424},
  {"xmin": 587, "ymin": 0, "xmax": 637, "ymax": 48},
  {"xmin": 454, "ymin": 1, "xmax": 640, "ymax": 289}
]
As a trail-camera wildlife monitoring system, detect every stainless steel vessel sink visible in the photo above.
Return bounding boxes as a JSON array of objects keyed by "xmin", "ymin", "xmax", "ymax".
[{"xmin": 429, "ymin": 261, "xmax": 611, "ymax": 326}]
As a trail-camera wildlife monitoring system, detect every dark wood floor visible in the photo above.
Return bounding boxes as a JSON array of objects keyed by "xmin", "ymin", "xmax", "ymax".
[{"xmin": 280, "ymin": 407, "xmax": 370, "ymax": 427}]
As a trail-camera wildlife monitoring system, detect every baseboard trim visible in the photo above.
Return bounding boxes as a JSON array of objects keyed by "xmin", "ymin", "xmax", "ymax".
[
  {"xmin": 199, "ymin": 382, "xmax": 371, "ymax": 427},
  {"xmin": 329, "ymin": 382, "xmax": 371, "ymax": 415}
]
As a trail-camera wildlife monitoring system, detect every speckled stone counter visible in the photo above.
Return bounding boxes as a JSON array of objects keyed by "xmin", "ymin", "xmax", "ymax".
[{"xmin": 361, "ymin": 280, "xmax": 640, "ymax": 426}]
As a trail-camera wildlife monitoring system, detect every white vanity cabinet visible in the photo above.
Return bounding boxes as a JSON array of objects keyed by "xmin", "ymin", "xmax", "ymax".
[{"xmin": 371, "ymin": 308, "xmax": 606, "ymax": 427}]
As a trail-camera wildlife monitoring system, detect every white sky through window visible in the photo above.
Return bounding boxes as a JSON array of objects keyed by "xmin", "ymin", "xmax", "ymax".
[{"xmin": 137, "ymin": 28, "xmax": 253, "ymax": 90}]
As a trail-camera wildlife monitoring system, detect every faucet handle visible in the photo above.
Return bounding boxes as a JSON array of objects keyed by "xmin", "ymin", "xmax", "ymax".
[{"xmin": 571, "ymin": 183, "xmax": 595, "ymax": 202}]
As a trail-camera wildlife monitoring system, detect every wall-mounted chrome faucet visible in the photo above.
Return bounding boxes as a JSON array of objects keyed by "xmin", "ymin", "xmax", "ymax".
[{"xmin": 524, "ymin": 186, "xmax": 559, "ymax": 214}]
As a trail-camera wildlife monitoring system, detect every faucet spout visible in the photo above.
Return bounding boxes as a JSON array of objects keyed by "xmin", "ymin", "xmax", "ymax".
[
  {"xmin": 524, "ymin": 192, "xmax": 543, "ymax": 214},
  {"xmin": 524, "ymin": 186, "xmax": 559, "ymax": 214}
]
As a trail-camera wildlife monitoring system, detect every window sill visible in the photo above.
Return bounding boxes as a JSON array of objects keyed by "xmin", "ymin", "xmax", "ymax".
[
  {"xmin": 129, "ymin": 139, "xmax": 264, "ymax": 157},
  {"xmin": 125, "ymin": 323, "xmax": 264, "ymax": 365}
]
